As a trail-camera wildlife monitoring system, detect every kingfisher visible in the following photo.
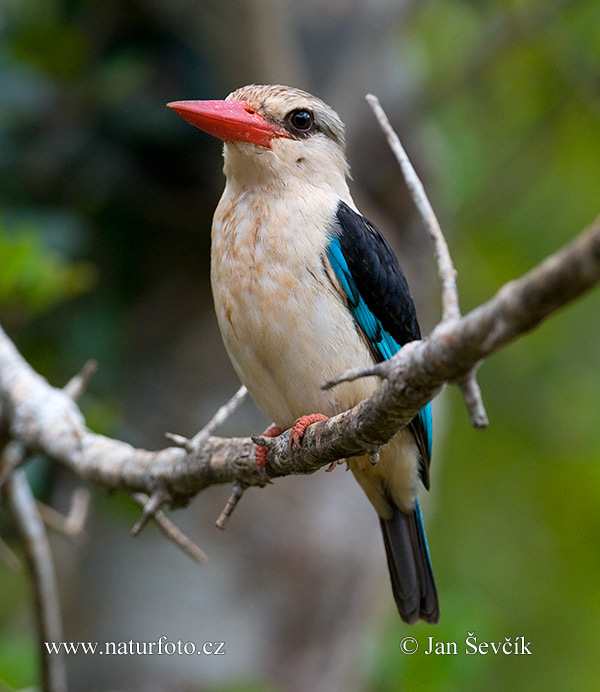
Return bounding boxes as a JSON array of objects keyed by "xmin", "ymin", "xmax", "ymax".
[{"xmin": 168, "ymin": 85, "xmax": 439, "ymax": 624}]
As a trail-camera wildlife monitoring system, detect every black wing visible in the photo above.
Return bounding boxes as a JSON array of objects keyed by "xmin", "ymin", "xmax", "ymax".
[{"xmin": 329, "ymin": 201, "xmax": 431, "ymax": 483}]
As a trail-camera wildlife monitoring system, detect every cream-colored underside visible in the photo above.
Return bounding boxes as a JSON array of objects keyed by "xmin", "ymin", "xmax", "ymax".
[{"xmin": 211, "ymin": 150, "xmax": 419, "ymax": 517}]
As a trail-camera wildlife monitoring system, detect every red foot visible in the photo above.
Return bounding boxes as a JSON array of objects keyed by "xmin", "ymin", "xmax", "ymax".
[
  {"xmin": 255, "ymin": 424, "xmax": 283, "ymax": 480},
  {"xmin": 290, "ymin": 413, "xmax": 329, "ymax": 450}
]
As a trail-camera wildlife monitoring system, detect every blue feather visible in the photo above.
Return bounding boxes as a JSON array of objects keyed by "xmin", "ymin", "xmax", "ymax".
[
  {"xmin": 418, "ymin": 404, "xmax": 433, "ymax": 461},
  {"xmin": 327, "ymin": 235, "xmax": 432, "ymax": 458}
]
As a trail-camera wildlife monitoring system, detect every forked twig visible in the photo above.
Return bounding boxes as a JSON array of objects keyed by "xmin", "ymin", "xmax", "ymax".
[
  {"xmin": 166, "ymin": 385, "xmax": 248, "ymax": 452},
  {"xmin": 131, "ymin": 492, "xmax": 208, "ymax": 563}
]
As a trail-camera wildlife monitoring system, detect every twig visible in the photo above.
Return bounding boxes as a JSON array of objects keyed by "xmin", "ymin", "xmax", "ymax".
[
  {"xmin": 0, "ymin": 443, "xmax": 30, "ymax": 491},
  {"xmin": 166, "ymin": 385, "xmax": 248, "ymax": 452},
  {"xmin": 365, "ymin": 94, "xmax": 460, "ymax": 321},
  {"xmin": 191, "ymin": 385, "xmax": 248, "ymax": 445},
  {"xmin": 131, "ymin": 493, "xmax": 208, "ymax": 563},
  {"xmin": 131, "ymin": 489, "xmax": 170, "ymax": 536},
  {"xmin": 322, "ymin": 362, "xmax": 390, "ymax": 389},
  {"xmin": 456, "ymin": 371, "xmax": 488, "ymax": 429},
  {"xmin": 3, "ymin": 459, "xmax": 67, "ymax": 692},
  {"xmin": 37, "ymin": 487, "xmax": 91, "ymax": 542},
  {"xmin": 366, "ymin": 93, "xmax": 488, "ymax": 428},
  {"xmin": 62, "ymin": 360, "xmax": 98, "ymax": 401},
  {"xmin": 215, "ymin": 481, "xmax": 247, "ymax": 530}
]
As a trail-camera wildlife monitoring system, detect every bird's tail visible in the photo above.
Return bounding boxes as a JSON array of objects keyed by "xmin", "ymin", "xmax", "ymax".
[{"xmin": 379, "ymin": 498, "xmax": 439, "ymax": 624}]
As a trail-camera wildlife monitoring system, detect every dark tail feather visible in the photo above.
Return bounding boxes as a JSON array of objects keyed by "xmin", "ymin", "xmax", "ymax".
[{"xmin": 380, "ymin": 498, "xmax": 439, "ymax": 624}]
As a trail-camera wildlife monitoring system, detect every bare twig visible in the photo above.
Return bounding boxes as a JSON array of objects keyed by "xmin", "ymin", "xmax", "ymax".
[
  {"xmin": 322, "ymin": 362, "xmax": 390, "ymax": 389},
  {"xmin": 37, "ymin": 487, "xmax": 91, "ymax": 542},
  {"xmin": 190, "ymin": 385, "xmax": 248, "ymax": 447},
  {"xmin": 366, "ymin": 94, "xmax": 460, "ymax": 321},
  {"xmin": 166, "ymin": 385, "xmax": 248, "ymax": 452},
  {"xmin": 0, "ymin": 442, "xmax": 30, "ymax": 491},
  {"xmin": 215, "ymin": 481, "xmax": 247, "ymax": 530},
  {"xmin": 365, "ymin": 93, "xmax": 489, "ymax": 429},
  {"xmin": 3, "ymin": 459, "xmax": 67, "ymax": 692},
  {"xmin": 131, "ymin": 489, "xmax": 171, "ymax": 536},
  {"xmin": 63, "ymin": 360, "xmax": 98, "ymax": 401},
  {"xmin": 456, "ymin": 372, "xmax": 488, "ymax": 429},
  {"xmin": 131, "ymin": 493, "xmax": 208, "ymax": 563}
]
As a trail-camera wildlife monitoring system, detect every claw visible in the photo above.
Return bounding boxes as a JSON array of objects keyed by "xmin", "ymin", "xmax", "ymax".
[
  {"xmin": 255, "ymin": 425, "xmax": 282, "ymax": 481},
  {"xmin": 289, "ymin": 413, "xmax": 328, "ymax": 450}
]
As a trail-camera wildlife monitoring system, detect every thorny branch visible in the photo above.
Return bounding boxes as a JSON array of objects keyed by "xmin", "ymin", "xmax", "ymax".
[{"xmin": 1, "ymin": 211, "xmax": 600, "ymax": 505}]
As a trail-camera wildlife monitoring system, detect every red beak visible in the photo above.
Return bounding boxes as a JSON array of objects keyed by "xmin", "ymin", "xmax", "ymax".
[{"xmin": 167, "ymin": 99, "xmax": 290, "ymax": 148}]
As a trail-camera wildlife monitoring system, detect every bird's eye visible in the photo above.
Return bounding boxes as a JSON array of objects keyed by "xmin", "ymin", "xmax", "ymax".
[{"xmin": 288, "ymin": 109, "xmax": 314, "ymax": 132}]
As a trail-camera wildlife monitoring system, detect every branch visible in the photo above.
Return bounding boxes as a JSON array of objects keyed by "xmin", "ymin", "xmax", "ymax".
[
  {"xmin": 1, "ymin": 212, "xmax": 599, "ymax": 507},
  {"xmin": 2, "ymin": 454, "xmax": 67, "ymax": 692},
  {"xmin": 366, "ymin": 93, "xmax": 488, "ymax": 428},
  {"xmin": 365, "ymin": 94, "xmax": 460, "ymax": 321},
  {"xmin": 37, "ymin": 487, "xmax": 91, "ymax": 542},
  {"xmin": 130, "ymin": 493, "xmax": 208, "ymax": 563}
]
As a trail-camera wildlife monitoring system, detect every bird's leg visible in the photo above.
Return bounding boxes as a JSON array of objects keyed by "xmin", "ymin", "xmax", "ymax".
[
  {"xmin": 255, "ymin": 424, "xmax": 283, "ymax": 479},
  {"xmin": 289, "ymin": 413, "xmax": 329, "ymax": 450}
]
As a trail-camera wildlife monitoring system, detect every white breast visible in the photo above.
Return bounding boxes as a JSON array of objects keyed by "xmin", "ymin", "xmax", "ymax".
[{"xmin": 211, "ymin": 184, "xmax": 377, "ymax": 429}]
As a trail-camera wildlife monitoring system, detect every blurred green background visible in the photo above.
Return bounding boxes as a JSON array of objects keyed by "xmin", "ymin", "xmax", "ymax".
[{"xmin": 1, "ymin": 1, "xmax": 599, "ymax": 691}]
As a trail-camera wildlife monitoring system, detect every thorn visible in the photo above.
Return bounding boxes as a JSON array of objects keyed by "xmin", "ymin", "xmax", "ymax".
[
  {"xmin": 63, "ymin": 360, "xmax": 98, "ymax": 401},
  {"xmin": 322, "ymin": 362, "xmax": 389, "ymax": 390},
  {"xmin": 251, "ymin": 434, "xmax": 276, "ymax": 449},
  {"xmin": 458, "ymin": 372, "xmax": 489, "ymax": 429},
  {"xmin": 215, "ymin": 482, "xmax": 246, "ymax": 530},
  {"xmin": 131, "ymin": 490, "xmax": 169, "ymax": 536},
  {"xmin": 369, "ymin": 449, "xmax": 381, "ymax": 466},
  {"xmin": 164, "ymin": 432, "xmax": 192, "ymax": 451}
]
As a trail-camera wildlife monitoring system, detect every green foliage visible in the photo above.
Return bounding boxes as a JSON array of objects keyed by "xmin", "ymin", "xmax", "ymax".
[
  {"xmin": 0, "ymin": 553, "xmax": 38, "ymax": 689},
  {"xmin": 0, "ymin": 218, "xmax": 95, "ymax": 324},
  {"xmin": 0, "ymin": 629, "xmax": 37, "ymax": 690},
  {"xmin": 205, "ymin": 682, "xmax": 279, "ymax": 692}
]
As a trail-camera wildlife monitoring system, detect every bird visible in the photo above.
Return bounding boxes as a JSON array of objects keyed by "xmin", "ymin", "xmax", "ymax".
[{"xmin": 168, "ymin": 85, "xmax": 439, "ymax": 624}]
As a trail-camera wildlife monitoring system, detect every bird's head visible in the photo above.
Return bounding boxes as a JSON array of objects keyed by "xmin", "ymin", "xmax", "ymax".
[{"xmin": 168, "ymin": 84, "xmax": 350, "ymax": 191}]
